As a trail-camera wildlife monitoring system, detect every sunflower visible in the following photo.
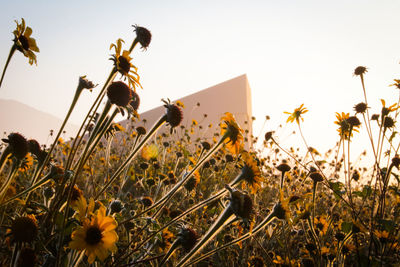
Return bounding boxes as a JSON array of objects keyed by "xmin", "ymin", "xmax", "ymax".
[
  {"xmin": 237, "ymin": 152, "xmax": 262, "ymax": 194},
  {"xmin": 69, "ymin": 205, "xmax": 118, "ymax": 264},
  {"xmin": 13, "ymin": 18, "xmax": 40, "ymax": 65},
  {"xmin": 110, "ymin": 38, "xmax": 141, "ymax": 90},
  {"xmin": 220, "ymin": 112, "xmax": 244, "ymax": 155},
  {"xmin": 284, "ymin": 104, "xmax": 308, "ymax": 124}
]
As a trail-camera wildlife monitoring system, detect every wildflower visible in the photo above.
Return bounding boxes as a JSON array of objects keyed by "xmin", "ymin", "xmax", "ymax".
[
  {"xmin": 10, "ymin": 215, "xmax": 38, "ymax": 243},
  {"xmin": 107, "ymin": 81, "xmax": 132, "ymax": 107},
  {"xmin": 226, "ymin": 185, "xmax": 253, "ymax": 221},
  {"xmin": 13, "ymin": 18, "xmax": 40, "ymax": 65},
  {"xmin": 354, "ymin": 102, "xmax": 368, "ymax": 114},
  {"xmin": 2, "ymin": 132, "xmax": 28, "ymax": 160},
  {"xmin": 201, "ymin": 141, "xmax": 211, "ymax": 150},
  {"xmin": 354, "ymin": 66, "xmax": 367, "ymax": 76},
  {"xmin": 78, "ymin": 76, "xmax": 97, "ymax": 92},
  {"xmin": 233, "ymin": 152, "xmax": 263, "ymax": 194},
  {"xmin": 136, "ymin": 126, "xmax": 147, "ymax": 135},
  {"xmin": 110, "ymin": 39, "xmax": 141, "ymax": 90},
  {"xmin": 141, "ymin": 144, "xmax": 159, "ymax": 161},
  {"xmin": 140, "ymin": 196, "xmax": 153, "ymax": 207},
  {"xmin": 390, "ymin": 79, "xmax": 400, "ymax": 90},
  {"xmin": 220, "ymin": 112, "xmax": 244, "ymax": 155},
  {"xmin": 383, "ymin": 116, "xmax": 395, "ymax": 129},
  {"xmin": 335, "ymin": 112, "xmax": 359, "ymax": 140},
  {"xmin": 248, "ymin": 256, "xmax": 264, "ymax": 267},
  {"xmin": 381, "ymin": 99, "xmax": 398, "ymax": 117},
  {"xmin": 264, "ymin": 131, "xmax": 273, "ymax": 142},
  {"xmin": 176, "ymin": 226, "xmax": 199, "ymax": 252},
  {"xmin": 314, "ymin": 216, "xmax": 329, "ymax": 235},
  {"xmin": 309, "ymin": 172, "xmax": 324, "ymax": 183},
  {"xmin": 284, "ymin": 104, "xmax": 308, "ymax": 124},
  {"xmin": 109, "ymin": 199, "xmax": 124, "ymax": 214},
  {"xmin": 133, "ymin": 25, "xmax": 152, "ymax": 49},
  {"xmin": 69, "ymin": 206, "xmax": 118, "ymax": 264},
  {"xmin": 163, "ymin": 99, "xmax": 183, "ymax": 133}
]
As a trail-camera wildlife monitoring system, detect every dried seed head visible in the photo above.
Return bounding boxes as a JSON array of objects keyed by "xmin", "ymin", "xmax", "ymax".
[
  {"xmin": 309, "ymin": 172, "xmax": 324, "ymax": 183},
  {"xmin": 163, "ymin": 100, "xmax": 183, "ymax": 130},
  {"xmin": 264, "ymin": 131, "xmax": 273, "ymax": 142},
  {"xmin": 354, "ymin": 102, "xmax": 368, "ymax": 114},
  {"xmin": 347, "ymin": 116, "xmax": 361, "ymax": 127},
  {"xmin": 136, "ymin": 126, "xmax": 147, "ymax": 136},
  {"xmin": 133, "ymin": 25, "xmax": 152, "ymax": 49},
  {"xmin": 107, "ymin": 81, "xmax": 132, "ymax": 107},
  {"xmin": 383, "ymin": 116, "xmax": 395, "ymax": 128},
  {"xmin": 110, "ymin": 199, "xmax": 124, "ymax": 214},
  {"xmin": 354, "ymin": 66, "xmax": 368, "ymax": 76},
  {"xmin": 2, "ymin": 132, "xmax": 28, "ymax": 160},
  {"xmin": 277, "ymin": 163, "xmax": 291, "ymax": 173},
  {"xmin": 11, "ymin": 215, "xmax": 38, "ymax": 243},
  {"xmin": 178, "ymin": 227, "xmax": 198, "ymax": 252}
]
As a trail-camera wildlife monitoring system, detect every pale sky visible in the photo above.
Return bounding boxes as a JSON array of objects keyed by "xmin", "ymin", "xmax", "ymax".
[{"xmin": 1, "ymin": 0, "xmax": 400, "ymax": 162}]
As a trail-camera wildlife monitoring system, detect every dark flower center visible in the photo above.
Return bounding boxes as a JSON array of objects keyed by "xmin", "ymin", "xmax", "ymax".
[
  {"xmin": 85, "ymin": 226, "xmax": 103, "ymax": 245},
  {"xmin": 118, "ymin": 56, "xmax": 131, "ymax": 74},
  {"xmin": 18, "ymin": 35, "xmax": 30, "ymax": 50}
]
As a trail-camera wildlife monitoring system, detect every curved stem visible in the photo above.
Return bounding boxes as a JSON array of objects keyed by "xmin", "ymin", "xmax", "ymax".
[{"xmin": 0, "ymin": 44, "xmax": 16, "ymax": 88}]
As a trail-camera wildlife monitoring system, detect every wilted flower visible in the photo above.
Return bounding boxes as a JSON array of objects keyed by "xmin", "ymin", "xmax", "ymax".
[
  {"xmin": 354, "ymin": 66, "xmax": 367, "ymax": 76},
  {"xmin": 354, "ymin": 102, "xmax": 368, "ymax": 114},
  {"xmin": 133, "ymin": 25, "xmax": 152, "ymax": 49},
  {"xmin": 110, "ymin": 39, "xmax": 141, "ymax": 90},
  {"xmin": 78, "ymin": 76, "xmax": 97, "ymax": 92},
  {"xmin": 2, "ymin": 132, "xmax": 28, "ymax": 160}
]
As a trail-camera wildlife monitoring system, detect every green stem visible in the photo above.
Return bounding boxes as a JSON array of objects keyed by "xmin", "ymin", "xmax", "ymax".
[{"xmin": 0, "ymin": 44, "xmax": 16, "ymax": 88}]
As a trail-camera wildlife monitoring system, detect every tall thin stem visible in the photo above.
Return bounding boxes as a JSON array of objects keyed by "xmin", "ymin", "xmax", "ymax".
[{"xmin": 0, "ymin": 44, "xmax": 17, "ymax": 88}]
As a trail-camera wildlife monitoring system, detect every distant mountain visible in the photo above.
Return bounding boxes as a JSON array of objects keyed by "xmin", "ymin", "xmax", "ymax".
[{"xmin": 0, "ymin": 99, "xmax": 79, "ymax": 145}]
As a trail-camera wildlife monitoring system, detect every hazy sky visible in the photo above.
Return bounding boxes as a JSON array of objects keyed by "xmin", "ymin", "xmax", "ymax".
[{"xmin": 1, "ymin": 0, "xmax": 400, "ymax": 161}]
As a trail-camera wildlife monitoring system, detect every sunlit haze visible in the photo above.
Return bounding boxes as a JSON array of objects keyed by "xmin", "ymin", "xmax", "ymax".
[{"xmin": 1, "ymin": 0, "xmax": 400, "ymax": 163}]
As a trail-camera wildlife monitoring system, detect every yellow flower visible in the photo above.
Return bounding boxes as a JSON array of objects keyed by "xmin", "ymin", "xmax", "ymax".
[
  {"xmin": 335, "ymin": 112, "xmax": 359, "ymax": 140},
  {"xmin": 13, "ymin": 18, "xmax": 39, "ymax": 65},
  {"xmin": 220, "ymin": 112, "xmax": 244, "ymax": 155},
  {"xmin": 284, "ymin": 104, "xmax": 308, "ymax": 124},
  {"xmin": 141, "ymin": 144, "xmax": 159, "ymax": 161},
  {"xmin": 110, "ymin": 38, "xmax": 141, "ymax": 90},
  {"xmin": 176, "ymin": 100, "xmax": 185, "ymax": 108},
  {"xmin": 314, "ymin": 216, "xmax": 329, "ymax": 235},
  {"xmin": 239, "ymin": 152, "xmax": 263, "ymax": 194},
  {"xmin": 69, "ymin": 205, "xmax": 118, "ymax": 264}
]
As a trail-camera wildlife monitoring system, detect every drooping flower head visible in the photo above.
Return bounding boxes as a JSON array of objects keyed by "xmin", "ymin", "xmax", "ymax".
[
  {"xmin": 107, "ymin": 81, "xmax": 132, "ymax": 107},
  {"xmin": 220, "ymin": 112, "xmax": 244, "ymax": 155},
  {"xmin": 226, "ymin": 185, "xmax": 253, "ymax": 221},
  {"xmin": 133, "ymin": 25, "xmax": 152, "ymax": 49},
  {"xmin": 163, "ymin": 99, "xmax": 183, "ymax": 133},
  {"xmin": 10, "ymin": 215, "xmax": 38, "ymax": 243},
  {"xmin": 2, "ymin": 132, "xmax": 28, "ymax": 160},
  {"xmin": 13, "ymin": 18, "xmax": 40, "ymax": 65},
  {"xmin": 235, "ymin": 152, "xmax": 263, "ymax": 194},
  {"xmin": 284, "ymin": 104, "xmax": 308, "ymax": 124},
  {"xmin": 110, "ymin": 39, "xmax": 141, "ymax": 91},
  {"xmin": 354, "ymin": 66, "xmax": 368, "ymax": 76},
  {"xmin": 69, "ymin": 205, "xmax": 118, "ymax": 264}
]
